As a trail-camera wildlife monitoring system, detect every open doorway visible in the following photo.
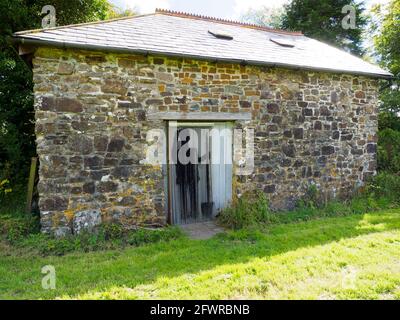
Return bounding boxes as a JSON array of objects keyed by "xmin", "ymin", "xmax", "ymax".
[{"xmin": 168, "ymin": 122, "xmax": 233, "ymax": 225}]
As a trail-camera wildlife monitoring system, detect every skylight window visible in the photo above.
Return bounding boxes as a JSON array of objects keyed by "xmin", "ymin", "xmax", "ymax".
[
  {"xmin": 208, "ymin": 30, "xmax": 233, "ymax": 40},
  {"xmin": 270, "ymin": 37, "xmax": 295, "ymax": 48}
]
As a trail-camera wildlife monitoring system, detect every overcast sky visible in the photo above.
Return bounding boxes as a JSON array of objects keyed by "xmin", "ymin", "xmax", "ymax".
[{"xmin": 110, "ymin": 0, "xmax": 390, "ymax": 19}]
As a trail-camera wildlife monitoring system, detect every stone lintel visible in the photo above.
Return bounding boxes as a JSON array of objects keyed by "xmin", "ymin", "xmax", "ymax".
[{"xmin": 147, "ymin": 111, "xmax": 252, "ymax": 121}]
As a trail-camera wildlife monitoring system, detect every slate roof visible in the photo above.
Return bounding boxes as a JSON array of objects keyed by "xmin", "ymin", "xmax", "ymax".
[{"xmin": 13, "ymin": 9, "xmax": 392, "ymax": 78}]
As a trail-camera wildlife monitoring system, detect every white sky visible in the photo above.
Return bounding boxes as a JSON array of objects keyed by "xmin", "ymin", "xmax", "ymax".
[{"xmin": 110, "ymin": 0, "xmax": 391, "ymax": 19}]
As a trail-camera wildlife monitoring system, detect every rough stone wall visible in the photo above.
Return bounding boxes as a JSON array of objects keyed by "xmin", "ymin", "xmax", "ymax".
[{"xmin": 32, "ymin": 47, "xmax": 379, "ymax": 235}]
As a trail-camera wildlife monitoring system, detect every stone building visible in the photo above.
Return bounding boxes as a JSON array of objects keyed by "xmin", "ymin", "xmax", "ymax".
[{"xmin": 13, "ymin": 9, "xmax": 392, "ymax": 235}]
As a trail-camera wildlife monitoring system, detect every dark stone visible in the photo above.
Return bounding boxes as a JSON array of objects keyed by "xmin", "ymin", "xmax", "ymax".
[
  {"xmin": 320, "ymin": 106, "xmax": 331, "ymax": 116},
  {"xmin": 332, "ymin": 131, "xmax": 340, "ymax": 139},
  {"xmin": 112, "ymin": 166, "xmax": 132, "ymax": 179},
  {"xmin": 146, "ymin": 99, "xmax": 164, "ymax": 106},
  {"xmin": 302, "ymin": 166, "xmax": 313, "ymax": 178},
  {"xmin": 40, "ymin": 196, "xmax": 68, "ymax": 211},
  {"xmin": 314, "ymin": 121, "xmax": 322, "ymax": 130},
  {"xmin": 264, "ymin": 185, "xmax": 276, "ymax": 193},
  {"xmin": 341, "ymin": 134, "xmax": 353, "ymax": 141},
  {"xmin": 56, "ymin": 98, "xmax": 83, "ymax": 113},
  {"xmin": 239, "ymin": 101, "xmax": 251, "ymax": 108},
  {"xmin": 108, "ymin": 137, "xmax": 125, "ymax": 152},
  {"xmin": 90, "ymin": 170, "xmax": 110, "ymax": 181},
  {"xmin": 136, "ymin": 110, "xmax": 146, "ymax": 121},
  {"xmin": 317, "ymin": 156, "xmax": 327, "ymax": 166},
  {"xmin": 153, "ymin": 58, "xmax": 164, "ymax": 65},
  {"xmin": 83, "ymin": 182, "xmax": 95, "ymax": 194},
  {"xmin": 281, "ymin": 158, "xmax": 292, "ymax": 167},
  {"xmin": 302, "ymin": 108, "xmax": 313, "ymax": 116},
  {"xmin": 293, "ymin": 128, "xmax": 304, "ymax": 139},
  {"xmin": 71, "ymin": 186, "xmax": 82, "ymax": 194},
  {"xmin": 267, "ymin": 124, "xmax": 278, "ymax": 132},
  {"xmin": 205, "ymin": 99, "xmax": 219, "ymax": 106},
  {"xmin": 85, "ymin": 55, "xmax": 107, "ymax": 64},
  {"xmin": 284, "ymin": 130, "xmax": 292, "ymax": 138},
  {"xmin": 267, "ymin": 103, "xmax": 279, "ymax": 113},
  {"xmin": 351, "ymin": 148, "xmax": 363, "ymax": 155},
  {"xmin": 293, "ymin": 160, "xmax": 303, "ymax": 168},
  {"xmin": 41, "ymin": 96, "xmax": 55, "ymax": 111},
  {"xmin": 297, "ymin": 101, "xmax": 308, "ymax": 108},
  {"xmin": 118, "ymin": 101, "xmax": 132, "ymax": 108},
  {"xmin": 331, "ymin": 92, "xmax": 338, "ymax": 103},
  {"xmin": 118, "ymin": 197, "xmax": 137, "ymax": 206},
  {"xmin": 97, "ymin": 181, "xmax": 118, "ymax": 193},
  {"xmin": 69, "ymin": 135, "xmax": 93, "ymax": 155},
  {"xmin": 94, "ymin": 136, "xmax": 108, "ymax": 152},
  {"xmin": 84, "ymin": 156, "xmax": 103, "ymax": 169},
  {"xmin": 260, "ymin": 91, "xmax": 273, "ymax": 99},
  {"xmin": 101, "ymin": 79, "xmax": 128, "ymax": 95},
  {"xmin": 104, "ymin": 157, "xmax": 119, "ymax": 166},
  {"xmin": 282, "ymin": 144, "xmax": 296, "ymax": 158},
  {"xmin": 72, "ymin": 121, "xmax": 89, "ymax": 131},
  {"xmin": 322, "ymin": 146, "xmax": 335, "ymax": 155},
  {"xmin": 366, "ymin": 143, "xmax": 377, "ymax": 154}
]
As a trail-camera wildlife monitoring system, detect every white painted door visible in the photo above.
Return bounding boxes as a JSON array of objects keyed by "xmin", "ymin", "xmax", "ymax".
[{"xmin": 210, "ymin": 123, "xmax": 233, "ymax": 216}]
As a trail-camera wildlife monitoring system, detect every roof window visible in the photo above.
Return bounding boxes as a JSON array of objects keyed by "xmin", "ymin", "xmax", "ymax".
[
  {"xmin": 270, "ymin": 37, "xmax": 295, "ymax": 48},
  {"xmin": 208, "ymin": 30, "xmax": 233, "ymax": 40}
]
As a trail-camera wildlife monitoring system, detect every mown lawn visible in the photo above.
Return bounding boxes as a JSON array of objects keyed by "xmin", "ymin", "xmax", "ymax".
[{"xmin": 1, "ymin": 209, "xmax": 400, "ymax": 300}]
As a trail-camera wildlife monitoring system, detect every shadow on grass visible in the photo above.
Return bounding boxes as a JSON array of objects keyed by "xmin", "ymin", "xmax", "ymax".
[{"xmin": 2, "ymin": 210, "xmax": 400, "ymax": 299}]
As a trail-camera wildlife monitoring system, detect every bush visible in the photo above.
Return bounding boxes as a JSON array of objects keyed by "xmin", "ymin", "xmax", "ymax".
[
  {"xmin": 365, "ymin": 171, "xmax": 400, "ymax": 203},
  {"xmin": 218, "ymin": 191, "xmax": 277, "ymax": 229},
  {"xmin": 0, "ymin": 213, "xmax": 39, "ymax": 243},
  {"xmin": 378, "ymin": 128, "xmax": 400, "ymax": 172}
]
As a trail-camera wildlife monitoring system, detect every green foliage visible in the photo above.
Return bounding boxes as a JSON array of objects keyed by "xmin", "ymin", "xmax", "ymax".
[
  {"xmin": 379, "ymin": 87, "xmax": 400, "ymax": 114},
  {"xmin": 6, "ymin": 222, "xmax": 184, "ymax": 256},
  {"xmin": 377, "ymin": 128, "xmax": 400, "ymax": 172},
  {"xmin": 219, "ymin": 173, "xmax": 400, "ymax": 230},
  {"xmin": 280, "ymin": 0, "xmax": 368, "ymax": 55},
  {"xmin": 0, "ymin": 179, "xmax": 12, "ymax": 196},
  {"xmin": 240, "ymin": 6, "xmax": 284, "ymax": 29},
  {"xmin": 218, "ymin": 191, "xmax": 277, "ymax": 229},
  {"xmin": 373, "ymin": 1, "xmax": 400, "ymax": 177},
  {"xmin": 0, "ymin": 0, "xmax": 113, "ymax": 192},
  {"xmin": 365, "ymin": 171, "xmax": 400, "ymax": 204},
  {"xmin": 100, "ymin": 222, "xmax": 125, "ymax": 240},
  {"xmin": 2, "ymin": 209, "xmax": 400, "ymax": 299},
  {"xmin": 296, "ymin": 184, "xmax": 319, "ymax": 209},
  {"xmin": 126, "ymin": 227, "xmax": 183, "ymax": 246},
  {"xmin": 378, "ymin": 111, "xmax": 400, "ymax": 131},
  {"xmin": 373, "ymin": 0, "xmax": 400, "ymax": 76},
  {"xmin": 0, "ymin": 213, "xmax": 40, "ymax": 242}
]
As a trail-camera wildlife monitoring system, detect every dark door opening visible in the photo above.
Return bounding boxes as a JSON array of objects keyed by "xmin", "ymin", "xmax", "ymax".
[{"xmin": 168, "ymin": 122, "xmax": 232, "ymax": 225}]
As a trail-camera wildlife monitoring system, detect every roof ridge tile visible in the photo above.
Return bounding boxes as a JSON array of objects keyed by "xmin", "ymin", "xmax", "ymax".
[{"xmin": 155, "ymin": 8, "xmax": 303, "ymax": 36}]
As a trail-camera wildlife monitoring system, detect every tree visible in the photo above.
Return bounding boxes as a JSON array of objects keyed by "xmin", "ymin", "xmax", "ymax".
[
  {"xmin": 371, "ymin": 0, "xmax": 400, "ymax": 173},
  {"xmin": 240, "ymin": 6, "xmax": 284, "ymax": 29},
  {"xmin": 374, "ymin": 0, "xmax": 400, "ymax": 76},
  {"xmin": 0, "ymin": 0, "xmax": 112, "ymax": 191},
  {"xmin": 280, "ymin": 0, "xmax": 368, "ymax": 55},
  {"xmin": 373, "ymin": 0, "xmax": 400, "ymax": 114}
]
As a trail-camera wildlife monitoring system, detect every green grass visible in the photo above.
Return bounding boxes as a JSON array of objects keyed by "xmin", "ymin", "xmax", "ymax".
[{"xmin": 1, "ymin": 209, "xmax": 400, "ymax": 300}]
